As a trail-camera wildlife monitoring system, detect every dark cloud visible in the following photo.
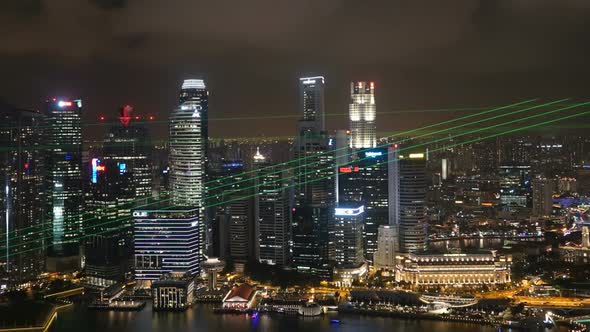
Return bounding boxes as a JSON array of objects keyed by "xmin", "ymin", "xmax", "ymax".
[
  {"xmin": 1, "ymin": 0, "xmax": 590, "ymax": 139},
  {"xmin": 92, "ymin": 0, "xmax": 128, "ymax": 10}
]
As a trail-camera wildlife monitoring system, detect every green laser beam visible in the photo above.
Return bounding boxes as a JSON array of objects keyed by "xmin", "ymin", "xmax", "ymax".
[
  {"xmin": 0, "ymin": 100, "xmax": 536, "ymax": 239},
  {"xmin": 7, "ymin": 106, "xmax": 588, "ymax": 258},
  {"xmin": 0, "ymin": 99, "xmax": 550, "ymax": 244},
  {"xmin": 203, "ymin": 99, "xmax": 566, "ymax": 195},
  {"xmin": 3, "ymin": 100, "xmax": 583, "ymax": 250},
  {"xmin": 1, "ymin": 99, "xmax": 576, "ymax": 247}
]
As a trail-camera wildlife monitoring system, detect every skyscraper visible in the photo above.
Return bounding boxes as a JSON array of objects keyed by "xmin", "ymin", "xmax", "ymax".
[
  {"xmin": 0, "ymin": 102, "xmax": 45, "ymax": 286},
  {"xmin": 333, "ymin": 203, "xmax": 368, "ymax": 287},
  {"xmin": 254, "ymin": 149, "xmax": 290, "ymax": 266},
  {"xmin": 375, "ymin": 144, "xmax": 400, "ymax": 268},
  {"xmin": 179, "ymin": 79, "xmax": 209, "ymax": 151},
  {"xmin": 299, "ymin": 76, "xmax": 325, "ymax": 132},
  {"xmin": 338, "ymin": 148, "xmax": 389, "ymax": 261},
  {"xmin": 398, "ymin": 152, "xmax": 427, "ymax": 253},
  {"xmin": 333, "ymin": 204, "xmax": 365, "ymax": 267},
  {"xmin": 85, "ymin": 106, "xmax": 152, "ymax": 286},
  {"xmin": 133, "ymin": 208, "xmax": 201, "ymax": 280},
  {"xmin": 292, "ymin": 76, "xmax": 335, "ymax": 279},
  {"xmin": 532, "ymin": 178, "xmax": 554, "ymax": 217},
  {"xmin": 170, "ymin": 81, "xmax": 206, "ymax": 209},
  {"xmin": 349, "ymin": 81, "xmax": 376, "ymax": 149},
  {"xmin": 44, "ymin": 98, "xmax": 83, "ymax": 271},
  {"xmin": 133, "ymin": 80, "xmax": 206, "ymax": 280}
]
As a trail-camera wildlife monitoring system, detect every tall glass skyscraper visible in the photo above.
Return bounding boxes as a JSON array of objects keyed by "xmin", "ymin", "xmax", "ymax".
[
  {"xmin": 338, "ymin": 148, "xmax": 389, "ymax": 261},
  {"xmin": 299, "ymin": 76, "xmax": 325, "ymax": 132},
  {"xmin": 170, "ymin": 80, "xmax": 206, "ymax": 209},
  {"xmin": 44, "ymin": 98, "xmax": 83, "ymax": 267},
  {"xmin": 333, "ymin": 204, "xmax": 365, "ymax": 267},
  {"xmin": 179, "ymin": 79, "xmax": 209, "ymax": 164},
  {"xmin": 133, "ymin": 80, "xmax": 206, "ymax": 280},
  {"xmin": 293, "ymin": 76, "xmax": 335, "ymax": 279},
  {"xmin": 349, "ymin": 81, "xmax": 376, "ymax": 149},
  {"xmin": 0, "ymin": 103, "xmax": 45, "ymax": 286},
  {"xmin": 254, "ymin": 149, "xmax": 290, "ymax": 266},
  {"xmin": 85, "ymin": 106, "xmax": 152, "ymax": 286},
  {"xmin": 397, "ymin": 152, "xmax": 427, "ymax": 253}
]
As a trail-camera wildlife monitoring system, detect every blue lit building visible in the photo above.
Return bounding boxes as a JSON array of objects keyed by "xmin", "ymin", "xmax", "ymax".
[{"xmin": 133, "ymin": 208, "xmax": 201, "ymax": 280}]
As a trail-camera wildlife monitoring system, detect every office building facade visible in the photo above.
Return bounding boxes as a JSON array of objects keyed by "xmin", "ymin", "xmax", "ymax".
[
  {"xmin": 349, "ymin": 81, "xmax": 376, "ymax": 149},
  {"xmin": 398, "ymin": 152, "xmax": 427, "ymax": 253},
  {"xmin": 44, "ymin": 98, "xmax": 84, "ymax": 268},
  {"xmin": 0, "ymin": 103, "xmax": 45, "ymax": 286},
  {"xmin": 254, "ymin": 149, "xmax": 290, "ymax": 266}
]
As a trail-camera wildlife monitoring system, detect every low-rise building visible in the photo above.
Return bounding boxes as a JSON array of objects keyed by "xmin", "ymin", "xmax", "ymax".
[
  {"xmin": 152, "ymin": 276, "xmax": 195, "ymax": 311},
  {"xmin": 222, "ymin": 283, "xmax": 257, "ymax": 309},
  {"xmin": 559, "ymin": 245, "xmax": 590, "ymax": 264},
  {"xmin": 395, "ymin": 251, "xmax": 511, "ymax": 286}
]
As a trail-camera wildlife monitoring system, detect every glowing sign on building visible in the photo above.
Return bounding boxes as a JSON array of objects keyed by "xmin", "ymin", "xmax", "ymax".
[
  {"xmin": 91, "ymin": 158, "xmax": 103, "ymax": 184},
  {"xmin": 365, "ymin": 151, "xmax": 383, "ymax": 158},
  {"xmin": 334, "ymin": 205, "xmax": 365, "ymax": 216},
  {"xmin": 58, "ymin": 101, "xmax": 72, "ymax": 107},
  {"xmin": 339, "ymin": 166, "xmax": 360, "ymax": 173},
  {"xmin": 409, "ymin": 153, "xmax": 425, "ymax": 159}
]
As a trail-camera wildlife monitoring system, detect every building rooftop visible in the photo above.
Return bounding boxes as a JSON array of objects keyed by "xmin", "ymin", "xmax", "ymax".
[{"xmin": 224, "ymin": 284, "xmax": 255, "ymax": 302}]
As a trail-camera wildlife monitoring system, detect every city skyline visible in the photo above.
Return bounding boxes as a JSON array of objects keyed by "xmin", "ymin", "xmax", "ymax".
[{"xmin": 3, "ymin": 2, "xmax": 590, "ymax": 331}]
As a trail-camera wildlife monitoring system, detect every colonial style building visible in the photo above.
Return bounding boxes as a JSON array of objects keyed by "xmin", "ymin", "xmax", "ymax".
[{"xmin": 395, "ymin": 251, "xmax": 511, "ymax": 286}]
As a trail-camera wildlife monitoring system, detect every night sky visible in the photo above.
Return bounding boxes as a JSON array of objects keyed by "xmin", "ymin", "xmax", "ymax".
[{"xmin": 1, "ymin": 0, "xmax": 590, "ymax": 140}]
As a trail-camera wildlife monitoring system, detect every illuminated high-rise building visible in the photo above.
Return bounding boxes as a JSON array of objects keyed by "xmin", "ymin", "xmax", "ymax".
[
  {"xmin": 133, "ymin": 80, "xmax": 206, "ymax": 280},
  {"xmin": 397, "ymin": 151, "xmax": 427, "ymax": 253},
  {"xmin": 333, "ymin": 204, "xmax": 365, "ymax": 267},
  {"xmin": 170, "ymin": 80, "xmax": 206, "ymax": 209},
  {"xmin": 349, "ymin": 81, "xmax": 376, "ymax": 149},
  {"xmin": 375, "ymin": 144, "xmax": 400, "ymax": 268},
  {"xmin": 338, "ymin": 148, "xmax": 389, "ymax": 261},
  {"xmin": 299, "ymin": 76, "xmax": 325, "ymax": 132},
  {"xmin": 254, "ymin": 149, "xmax": 290, "ymax": 266},
  {"xmin": 179, "ymin": 79, "xmax": 209, "ymax": 151},
  {"xmin": 333, "ymin": 203, "xmax": 368, "ymax": 287},
  {"xmin": 0, "ymin": 103, "xmax": 45, "ymax": 286},
  {"xmin": 133, "ymin": 208, "xmax": 201, "ymax": 280},
  {"xmin": 293, "ymin": 76, "xmax": 335, "ymax": 279},
  {"xmin": 85, "ymin": 106, "xmax": 152, "ymax": 286},
  {"xmin": 44, "ymin": 98, "xmax": 83, "ymax": 270}
]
